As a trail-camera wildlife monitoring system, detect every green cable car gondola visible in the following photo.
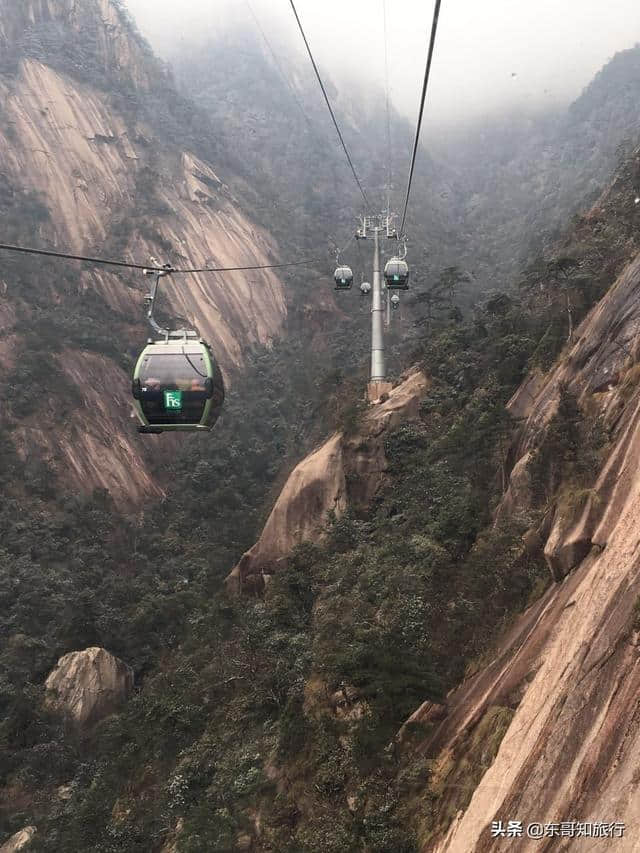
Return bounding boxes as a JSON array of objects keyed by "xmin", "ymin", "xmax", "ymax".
[
  {"xmin": 131, "ymin": 265, "xmax": 225, "ymax": 434},
  {"xmin": 132, "ymin": 336, "xmax": 224, "ymax": 434},
  {"xmin": 384, "ymin": 257, "xmax": 410, "ymax": 290},
  {"xmin": 334, "ymin": 265, "xmax": 353, "ymax": 290}
]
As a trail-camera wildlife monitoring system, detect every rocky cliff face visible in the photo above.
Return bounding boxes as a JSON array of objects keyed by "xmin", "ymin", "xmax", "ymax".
[
  {"xmin": 0, "ymin": 0, "xmax": 152, "ymax": 88},
  {"xmin": 0, "ymin": 826, "xmax": 36, "ymax": 853},
  {"xmin": 0, "ymin": 0, "xmax": 286, "ymax": 504},
  {"xmin": 418, "ymin": 166, "xmax": 640, "ymax": 851},
  {"xmin": 227, "ymin": 370, "xmax": 430, "ymax": 592}
]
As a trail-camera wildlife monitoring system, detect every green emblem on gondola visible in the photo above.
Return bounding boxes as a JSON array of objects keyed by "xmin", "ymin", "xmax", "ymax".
[{"xmin": 164, "ymin": 390, "xmax": 182, "ymax": 411}]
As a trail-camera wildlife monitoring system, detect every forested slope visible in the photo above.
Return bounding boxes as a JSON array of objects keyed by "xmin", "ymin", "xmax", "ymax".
[
  {"xmin": 437, "ymin": 44, "xmax": 640, "ymax": 284},
  {"xmin": 2, "ymin": 4, "xmax": 640, "ymax": 852},
  {"xmin": 174, "ymin": 33, "xmax": 640, "ymax": 296},
  {"xmin": 5, "ymin": 139, "xmax": 640, "ymax": 853}
]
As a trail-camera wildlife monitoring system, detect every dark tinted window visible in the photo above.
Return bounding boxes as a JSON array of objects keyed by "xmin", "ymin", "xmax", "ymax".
[{"xmin": 140, "ymin": 353, "xmax": 208, "ymax": 390}]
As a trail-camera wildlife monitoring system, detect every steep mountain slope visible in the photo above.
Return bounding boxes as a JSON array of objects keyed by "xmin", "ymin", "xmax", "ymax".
[
  {"xmin": 4, "ymin": 6, "xmax": 640, "ymax": 852},
  {"xmin": 438, "ymin": 45, "xmax": 640, "ymax": 284},
  {"xmin": 0, "ymin": 0, "xmax": 286, "ymax": 503},
  {"xmin": 227, "ymin": 369, "xmax": 430, "ymax": 592},
  {"xmin": 409, "ymin": 150, "xmax": 640, "ymax": 851},
  {"xmin": 173, "ymin": 32, "xmax": 640, "ymax": 296},
  {"xmin": 100, "ymin": 147, "xmax": 640, "ymax": 853},
  {"xmin": 169, "ymin": 30, "xmax": 464, "ymax": 285}
]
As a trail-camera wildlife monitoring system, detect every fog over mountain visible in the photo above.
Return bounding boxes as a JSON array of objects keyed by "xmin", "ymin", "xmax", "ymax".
[{"xmin": 125, "ymin": 0, "xmax": 640, "ymax": 126}]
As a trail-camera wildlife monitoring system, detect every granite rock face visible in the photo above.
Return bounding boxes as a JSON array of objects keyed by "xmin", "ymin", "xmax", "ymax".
[
  {"xmin": 417, "ymin": 218, "xmax": 640, "ymax": 850},
  {"xmin": 45, "ymin": 647, "xmax": 134, "ymax": 728},
  {"xmin": 227, "ymin": 370, "xmax": 430, "ymax": 592},
  {"xmin": 0, "ymin": 0, "xmax": 287, "ymax": 505},
  {"xmin": 0, "ymin": 827, "xmax": 37, "ymax": 853}
]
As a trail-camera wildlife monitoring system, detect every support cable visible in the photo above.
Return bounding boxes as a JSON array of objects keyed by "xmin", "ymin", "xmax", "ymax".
[
  {"xmin": 287, "ymin": 0, "xmax": 371, "ymax": 212},
  {"xmin": 245, "ymin": 0, "xmax": 318, "ymax": 136},
  {"xmin": 398, "ymin": 0, "xmax": 443, "ymax": 238},
  {"xmin": 355, "ymin": 235, "xmax": 364, "ymax": 277},
  {"xmin": 382, "ymin": 0, "xmax": 393, "ymax": 212},
  {"xmin": 334, "ymin": 231, "xmax": 356, "ymax": 260},
  {"xmin": 0, "ymin": 242, "xmax": 323, "ymax": 275}
]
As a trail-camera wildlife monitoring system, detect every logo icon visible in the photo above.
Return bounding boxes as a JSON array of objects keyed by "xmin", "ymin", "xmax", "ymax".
[{"xmin": 164, "ymin": 390, "xmax": 183, "ymax": 411}]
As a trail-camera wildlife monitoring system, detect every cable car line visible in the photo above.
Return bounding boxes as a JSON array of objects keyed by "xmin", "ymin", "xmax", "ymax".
[
  {"xmin": 178, "ymin": 258, "xmax": 324, "ymax": 274},
  {"xmin": 0, "ymin": 242, "xmax": 324, "ymax": 275},
  {"xmin": 287, "ymin": 0, "xmax": 371, "ymax": 212},
  {"xmin": 333, "ymin": 231, "xmax": 356, "ymax": 260},
  {"xmin": 398, "ymin": 0, "xmax": 443, "ymax": 238},
  {"xmin": 382, "ymin": 0, "xmax": 393, "ymax": 211},
  {"xmin": 244, "ymin": 0, "xmax": 319, "ymax": 136}
]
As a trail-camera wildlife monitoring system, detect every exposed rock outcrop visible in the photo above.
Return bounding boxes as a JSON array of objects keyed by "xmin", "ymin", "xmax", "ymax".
[
  {"xmin": 0, "ymin": 56, "xmax": 286, "ymax": 368},
  {"xmin": 494, "ymin": 451, "xmax": 532, "ymax": 522},
  {"xmin": 12, "ymin": 350, "xmax": 164, "ymax": 504},
  {"xmin": 0, "ymin": 0, "xmax": 155, "ymax": 91},
  {"xmin": 344, "ymin": 369, "xmax": 431, "ymax": 506},
  {"xmin": 227, "ymin": 370, "xmax": 430, "ymax": 592},
  {"xmin": 0, "ymin": 827, "xmax": 36, "ymax": 853},
  {"xmin": 423, "ymin": 518, "xmax": 640, "ymax": 850},
  {"xmin": 0, "ymin": 0, "xmax": 287, "ymax": 504},
  {"xmin": 500, "ymin": 252, "xmax": 640, "ymax": 577},
  {"xmin": 397, "ymin": 701, "xmax": 447, "ymax": 746},
  {"xmin": 417, "ymin": 251, "xmax": 640, "ymax": 851},
  {"xmin": 45, "ymin": 646, "xmax": 133, "ymax": 728},
  {"xmin": 227, "ymin": 431, "xmax": 347, "ymax": 593}
]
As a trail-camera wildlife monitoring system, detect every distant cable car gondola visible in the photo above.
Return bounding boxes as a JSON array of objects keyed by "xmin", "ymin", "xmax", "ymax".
[
  {"xmin": 334, "ymin": 265, "xmax": 353, "ymax": 290},
  {"xmin": 384, "ymin": 257, "xmax": 410, "ymax": 290},
  {"xmin": 132, "ymin": 265, "xmax": 225, "ymax": 434}
]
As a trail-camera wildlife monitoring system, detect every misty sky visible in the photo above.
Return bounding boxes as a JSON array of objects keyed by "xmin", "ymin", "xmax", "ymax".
[{"xmin": 125, "ymin": 0, "xmax": 640, "ymax": 126}]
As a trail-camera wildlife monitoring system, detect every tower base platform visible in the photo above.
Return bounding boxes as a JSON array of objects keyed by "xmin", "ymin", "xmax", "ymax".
[{"xmin": 367, "ymin": 380, "xmax": 393, "ymax": 403}]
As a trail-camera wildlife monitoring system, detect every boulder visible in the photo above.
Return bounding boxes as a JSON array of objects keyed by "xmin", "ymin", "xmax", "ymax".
[
  {"xmin": 45, "ymin": 647, "xmax": 133, "ymax": 727},
  {"xmin": 543, "ymin": 509, "xmax": 593, "ymax": 581},
  {"xmin": 0, "ymin": 827, "xmax": 36, "ymax": 853}
]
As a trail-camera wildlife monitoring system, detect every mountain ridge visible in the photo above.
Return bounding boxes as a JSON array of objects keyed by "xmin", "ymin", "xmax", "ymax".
[{"xmin": 0, "ymin": 0, "xmax": 288, "ymax": 504}]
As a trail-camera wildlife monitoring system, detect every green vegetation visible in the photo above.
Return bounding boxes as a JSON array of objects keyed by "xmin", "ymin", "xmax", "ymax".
[
  {"xmin": 2, "ymin": 139, "xmax": 638, "ymax": 851},
  {"xmin": 0, "ymin": 287, "xmax": 553, "ymax": 851},
  {"xmin": 631, "ymin": 596, "xmax": 640, "ymax": 634},
  {"xmin": 529, "ymin": 384, "xmax": 607, "ymax": 509},
  {"xmin": 2, "ymin": 7, "xmax": 640, "ymax": 850}
]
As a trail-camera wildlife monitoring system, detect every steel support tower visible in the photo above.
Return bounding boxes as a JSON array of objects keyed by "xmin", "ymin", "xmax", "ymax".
[{"xmin": 357, "ymin": 213, "xmax": 396, "ymax": 402}]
